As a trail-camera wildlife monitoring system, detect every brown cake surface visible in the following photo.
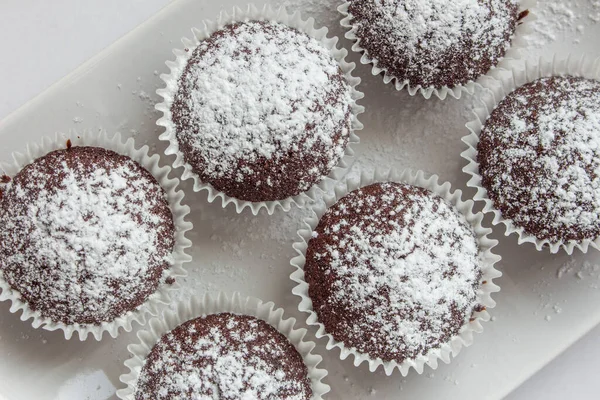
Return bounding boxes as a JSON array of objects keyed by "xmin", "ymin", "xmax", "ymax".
[
  {"xmin": 304, "ymin": 182, "xmax": 482, "ymax": 363},
  {"xmin": 0, "ymin": 146, "xmax": 175, "ymax": 325},
  {"xmin": 478, "ymin": 76, "xmax": 600, "ymax": 243},
  {"xmin": 135, "ymin": 313, "xmax": 312, "ymax": 400},
  {"xmin": 347, "ymin": 0, "xmax": 522, "ymax": 88},
  {"xmin": 171, "ymin": 20, "xmax": 353, "ymax": 202}
]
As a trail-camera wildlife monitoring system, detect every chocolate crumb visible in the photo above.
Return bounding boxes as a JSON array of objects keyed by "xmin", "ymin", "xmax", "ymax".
[{"xmin": 518, "ymin": 9, "xmax": 530, "ymax": 21}]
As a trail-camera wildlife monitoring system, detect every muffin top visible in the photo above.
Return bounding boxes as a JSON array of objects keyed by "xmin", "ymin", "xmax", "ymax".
[
  {"xmin": 478, "ymin": 76, "xmax": 600, "ymax": 243},
  {"xmin": 135, "ymin": 313, "xmax": 312, "ymax": 400},
  {"xmin": 347, "ymin": 0, "xmax": 521, "ymax": 88},
  {"xmin": 0, "ymin": 146, "xmax": 175, "ymax": 325},
  {"xmin": 171, "ymin": 20, "xmax": 353, "ymax": 202},
  {"xmin": 304, "ymin": 182, "xmax": 482, "ymax": 363}
]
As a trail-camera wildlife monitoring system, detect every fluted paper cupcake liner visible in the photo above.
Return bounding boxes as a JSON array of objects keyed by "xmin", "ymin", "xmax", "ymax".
[
  {"xmin": 117, "ymin": 291, "xmax": 330, "ymax": 399},
  {"xmin": 156, "ymin": 4, "xmax": 365, "ymax": 215},
  {"xmin": 338, "ymin": 0, "xmax": 536, "ymax": 100},
  {"xmin": 290, "ymin": 168, "xmax": 502, "ymax": 376},
  {"xmin": 0, "ymin": 130, "xmax": 193, "ymax": 340},
  {"xmin": 462, "ymin": 54, "xmax": 600, "ymax": 254}
]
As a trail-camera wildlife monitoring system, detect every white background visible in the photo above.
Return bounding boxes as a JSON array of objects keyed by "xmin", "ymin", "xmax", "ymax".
[{"xmin": 0, "ymin": 0, "xmax": 599, "ymax": 399}]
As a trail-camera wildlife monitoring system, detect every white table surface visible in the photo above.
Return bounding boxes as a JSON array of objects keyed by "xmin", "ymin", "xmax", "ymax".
[{"xmin": 0, "ymin": 0, "xmax": 599, "ymax": 399}]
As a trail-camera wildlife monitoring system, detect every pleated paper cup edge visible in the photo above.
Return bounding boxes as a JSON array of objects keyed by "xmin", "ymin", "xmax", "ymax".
[
  {"xmin": 116, "ymin": 291, "xmax": 330, "ymax": 399},
  {"xmin": 156, "ymin": 3, "xmax": 364, "ymax": 216},
  {"xmin": 290, "ymin": 168, "xmax": 502, "ymax": 376},
  {"xmin": 0, "ymin": 130, "xmax": 193, "ymax": 341},
  {"xmin": 337, "ymin": 0, "xmax": 537, "ymax": 100},
  {"xmin": 461, "ymin": 54, "xmax": 600, "ymax": 255}
]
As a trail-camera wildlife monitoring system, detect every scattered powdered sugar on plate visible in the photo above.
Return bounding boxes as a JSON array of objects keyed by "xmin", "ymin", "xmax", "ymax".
[
  {"xmin": 478, "ymin": 76, "xmax": 600, "ymax": 243},
  {"xmin": 593, "ymin": 0, "xmax": 600, "ymax": 22},
  {"xmin": 163, "ymin": 190, "xmax": 316, "ymax": 303},
  {"xmin": 274, "ymin": 0, "xmax": 343, "ymax": 34},
  {"xmin": 305, "ymin": 182, "xmax": 482, "ymax": 363},
  {"xmin": 527, "ymin": 0, "xmax": 600, "ymax": 47},
  {"xmin": 209, "ymin": 207, "xmax": 313, "ymax": 248},
  {"xmin": 345, "ymin": 81, "xmax": 481, "ymax": 184},
  {"xmin": 529, "ymin": 0, "xmax": 579, "ymax": 46},
  {"xmin": 172, "ymin": 20, "xmax": 352, "ymax": 201},
  {"xmin": 557, "ymin": 257, "xmax": 600, "ymax": 288},
  {"xmin": 171, "ymin": 202, "xmax": 314, "ymax": 302},
  {"xmin": 0, "ymin": 147, "xmax": 175, "ymax": 325},
  {"xmin": 135, "ymin": 313, "xmax": 311, "ymax": 399}
]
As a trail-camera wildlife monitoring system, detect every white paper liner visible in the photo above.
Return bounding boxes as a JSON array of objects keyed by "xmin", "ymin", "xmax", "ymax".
[
  {"xmin": 338, "ymin": 0, "xmax": 536, "ymax": 100},
  {"xmin": 290, "ymin": 168, "xmax": 502, "ymax": 376},
  {"xmin": 156, "ymin": 4, "xmax": 365, "ymax": 216},
  {"xmin": 117, "ymin": 291, "xmax": 330, "ymax": 399},
  {"xmin": 0, "ymin": 130, "xmax": 193, "ymax": 340},
  {"xmin": 462, "ymin": 55, "xmax": 600, "ymax": 254}
]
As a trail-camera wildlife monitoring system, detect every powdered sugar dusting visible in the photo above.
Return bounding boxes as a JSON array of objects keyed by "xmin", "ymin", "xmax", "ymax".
[
  {"xmin": 135, "ymin": 313, "xmax": 311, "ymax": 399},
  {"xmin": 366, "ymin": 0, "xmax": 506, "ymax": 54},
  {"xmin": 305, "ymin": 182, "xmax": 482, "ymax": 362},
  {"xmin": 275, "ymin": 0, "xmax": 342, "ymax": 31},
  {"xmin": 527, "ymin": 0, "xmax": 600, "ymax": 47},
  {"xmin": 347, "ymin": 0, "xmax": 520, "ymax": 87},
  {"xmin": 0, "ymin": 147, "xmax": 175, "ymax": 325},
  {"xmin": 593, "ymin": 0, "xmax": 600, "ymax": 22},
  {"xmin": 478, "ymin": 76, "xmax": 600, "ymax": 243},
  {"xmin": 173, "ymin": 21, "xmax": 352, "ymax": 200}
]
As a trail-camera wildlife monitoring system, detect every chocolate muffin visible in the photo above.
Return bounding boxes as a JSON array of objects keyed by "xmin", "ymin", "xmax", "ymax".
[
  {"xmin": 171, "ymin": 20, "xmax": 353, "ymax": 202},
  {"xmin": 478, "ymin": 76, "xmax": 600, "ymax": 244},
  {"xmin": 304, "ymin": 182, "xmax": 483, "ymax": 363},
  {"xmin": 135, "ymin": 313, "xmax": 312, "ymax": 399},
  {"xmin": 346, "ymin": 0, "xmax": 524, "ymax": 88},
  {"xmin": 0, "ymin": 146, "xmax": 175, "ymax": 326}
]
